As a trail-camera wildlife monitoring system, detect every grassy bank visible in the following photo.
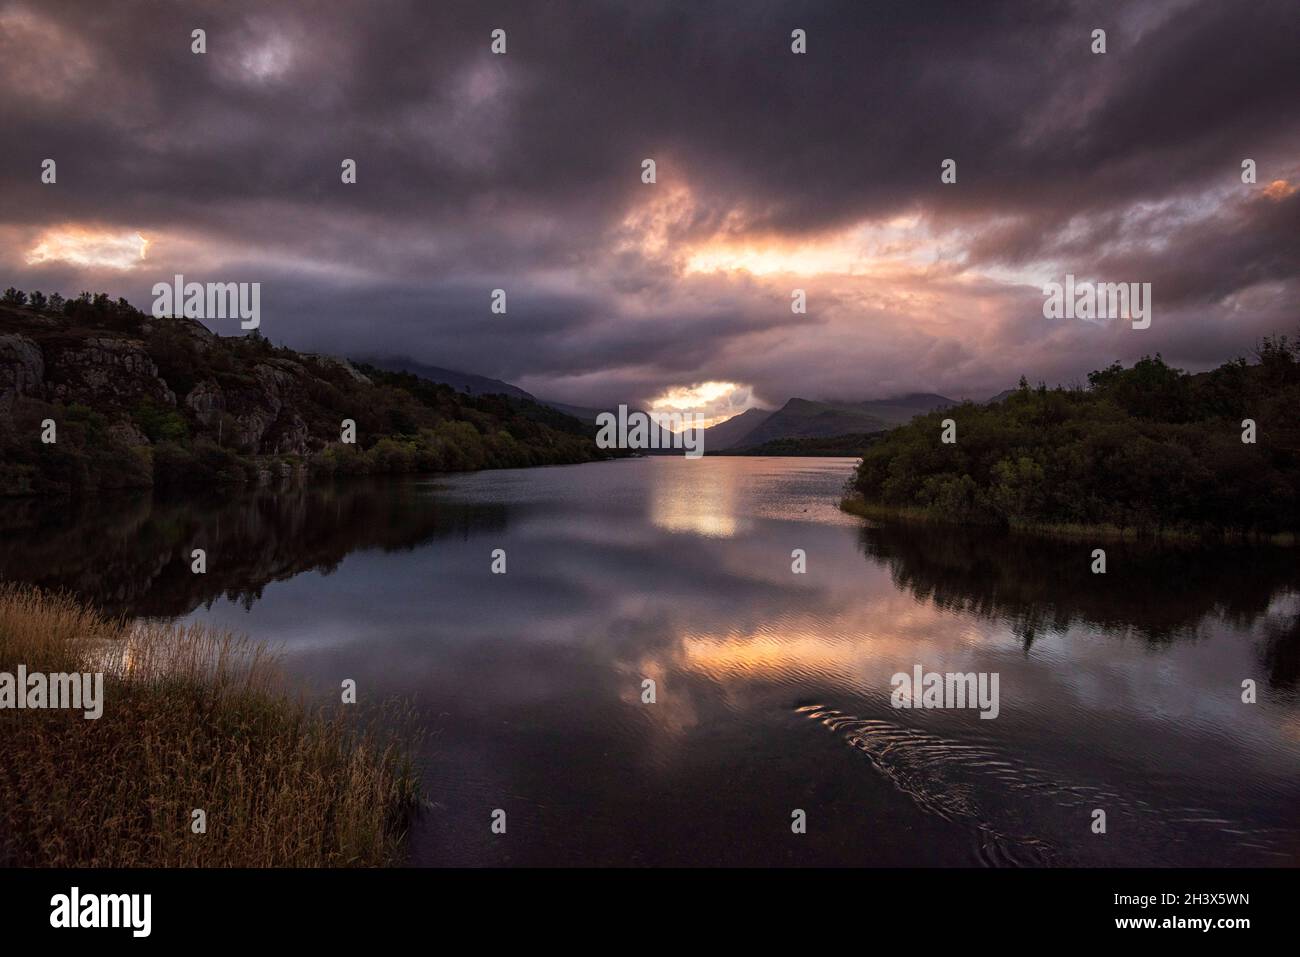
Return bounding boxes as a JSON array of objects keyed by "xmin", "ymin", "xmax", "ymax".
[
  {"xmin": 0, "ymin": 586, "xmax": 420, "ymax": 866},
  {"xmin": 839, "ymin": 496, "xmax": 1297, "ymax": 546}
]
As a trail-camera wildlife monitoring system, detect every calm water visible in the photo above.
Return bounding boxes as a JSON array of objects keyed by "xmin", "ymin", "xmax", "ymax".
[{"xmin": 3, "ymin": 457, "xmax": 1298, "ymax": 867}]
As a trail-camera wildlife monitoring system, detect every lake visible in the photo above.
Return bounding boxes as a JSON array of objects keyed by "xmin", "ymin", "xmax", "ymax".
[{"xmin": 2, "ymin": 456, "xmax": 1297, "ymax": 866}]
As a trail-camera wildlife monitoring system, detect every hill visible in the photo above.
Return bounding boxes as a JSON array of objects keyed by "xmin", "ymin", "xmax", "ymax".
[
  {"xmin": 698, "ymin": 407, "xmax": 773, "ymax": 450},
  {"xmin": 722, "ymin": 393, "xmax": 955, "ymax": 450},
  {"xmin": 534, "ymin": 399, "xmax": 682, "ymax": 453},
  {"xmin": 360, "ymin": 357, "xmax": 537, "ymax": 402},
  {"xmin": 737, "ymin": 398, "xmax": 886, "ymax": 445},
  {"xmin": 833, "ymin": 393, "xmax": 958, "ymax": 425},
  {"xmin": 347, "ymin": 363, "xmax": 689, "ymax": 455},
  {"xmin": 0, "ymin": 290, "xmax": 610, "ymax": 496}
]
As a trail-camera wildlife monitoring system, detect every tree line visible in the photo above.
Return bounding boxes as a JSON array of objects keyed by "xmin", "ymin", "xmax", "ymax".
[{"xmin": 848, "ymin": 338, "xmax": 1300, "ymax": 538}]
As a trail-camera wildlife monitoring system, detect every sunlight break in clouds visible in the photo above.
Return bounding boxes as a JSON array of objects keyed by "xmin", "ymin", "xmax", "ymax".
[
  {"xmin": 649, "ymin": 380, "xmax": 755, "ymax": 429},
  {"xmin": 25, "ymin": 227, "xmax": 149, "ymax": 270},
  {"xmin": 682, "ymin": 214, "xmax": 936, "ymax": 278},
  {"xmin": 2, "ymin": 0, "xmax": 1295, "ymax": 410}
]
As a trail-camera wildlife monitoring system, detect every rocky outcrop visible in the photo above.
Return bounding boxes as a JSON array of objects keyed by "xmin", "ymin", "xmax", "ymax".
[
  {"xmin": 184, "ymin": 365, "xmax": 314, "ymax": 455},
  {"xmin": 304, "ymin": 353, "xmax": 371, "ymax": 385},
  {"xmin": 139, "ymin": 315, "xmax": 215, "ymax": 348},
  {"xmin": 0, "ymin": 333, "xmax": 43, "ymax": 413},
  {"xmin": 265, "ymin": 411, "xmax": 312, "ymax": 455},
  {"xmin": 183, "ymin": 379, "xmax": 225, "ymax": 427},
  {"xmin": 48, "ymin": 337, "xmax": 176, "ymax": 407}
]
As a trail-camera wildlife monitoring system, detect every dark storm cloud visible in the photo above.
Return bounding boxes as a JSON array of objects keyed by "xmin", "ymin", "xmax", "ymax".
[{"xmin": 2, "ymin": 0, "xmax": 1297, "ymax": 406}]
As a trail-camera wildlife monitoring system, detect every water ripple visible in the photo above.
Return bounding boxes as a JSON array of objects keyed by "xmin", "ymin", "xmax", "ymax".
[{"xmin": 794, "ymin": 703, "xmax": 1294, "ymax": 867}]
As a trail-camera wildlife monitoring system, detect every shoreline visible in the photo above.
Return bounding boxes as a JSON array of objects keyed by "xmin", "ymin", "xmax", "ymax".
[
  {"xmin": 839, "ymin": 496, "xmax": 1298, "ymax": 547},
  {"xmin": 0, "ymin": 450, "xmax": 628, "ymax": 501}
]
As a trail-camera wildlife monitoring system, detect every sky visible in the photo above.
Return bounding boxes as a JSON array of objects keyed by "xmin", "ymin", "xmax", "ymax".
[{"xmin": 2, "ymin": 0, "xmax": 1298, "ymax": 422}]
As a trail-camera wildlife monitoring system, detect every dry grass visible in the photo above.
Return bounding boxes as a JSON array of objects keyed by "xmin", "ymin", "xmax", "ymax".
[{"xmin": 0, "ymin": 585, "xmax": 420, "ymax": 867}]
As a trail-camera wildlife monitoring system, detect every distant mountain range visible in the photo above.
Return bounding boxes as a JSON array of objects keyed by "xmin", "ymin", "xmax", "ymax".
[
  {"xmin": 699, "ymin": 407, "xmax": 773, "ymax": 449},
  {"xmin": 702, "ymin": 393, "xmax": 958, "ymax": 450},
  {"xmin": 363, "ymin": 358, "xmax": 1010, "ymax": 453},
  {"xmin": 362, "ymin": 359, "xmax": 683, "ymax": 450}
]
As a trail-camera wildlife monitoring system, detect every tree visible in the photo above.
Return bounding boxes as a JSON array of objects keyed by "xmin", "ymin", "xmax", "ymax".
[
  {"xmin": 28, "ymin": 291, "xmax": 48, "ymax": 311},
  {"xmin": 851, "ymin": 347, "xmax": 1300, "ymax": 536},
  {"xmin": 2, "ymin": 287, "xmax": 26, "ymax": 306},
  {"xmin": 1254, "ymin": 334, "xmax": 1299, "ymax": 388}
]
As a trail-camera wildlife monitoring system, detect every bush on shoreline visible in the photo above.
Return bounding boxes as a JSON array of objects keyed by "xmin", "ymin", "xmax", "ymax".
[{"xmin": 0, "ymin": 586, "xmax": 420, "ymax": 866}]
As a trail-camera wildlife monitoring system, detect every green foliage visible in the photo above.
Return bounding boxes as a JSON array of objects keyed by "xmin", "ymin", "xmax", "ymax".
[
  {"xmin": 147, "ymin": 326, "xmax": 204, "ymax": 398},
  {"xmin": 152, "ymin": 440, "xmax": 255, "ymax": 487},
  {"xmin": 851, "ymin": 348, "xmax": 1300, "ymax": 537},
  {"xmin": 0, "ymin": 401, "xmax": 152, "ymax": 495},
  {"xmin": 131, "ymin": 401, "xmax": 189, "ymax": 443}
]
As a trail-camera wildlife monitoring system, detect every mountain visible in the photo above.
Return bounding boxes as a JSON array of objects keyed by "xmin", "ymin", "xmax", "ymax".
[
  {"xmin": 728, "ymin": 393, "xmax": 956, "ymax": 449},
  {"xmin": 840, "ymin": 393, "xmax": 958, "ymax": 425},
  {"xmin": 357, "ymin": 368, "xmax": 687, "ymax": 453},
  {"xmin": 361, "ymin": 357, "xmax": 538, "ymax": 402},
  {"xmin": 357, "ymin": 369, "xmax": 952, "ymax": 455},
  {"xmin": 537, "ymin": 400, "xmax": 606, "ymax": 423},
  {"xmin": 0, "ymin": 294, "xmax": 608, "ymax": 496},
  {"xmin": 985, "ymin": 389, "xmax": 1018, "ymax": 404},
  {"xmin": 737, "ymin": 398, "xmax": 888, "ymax": 446},
  {"xmin": 535, "ymin": 399, "xmax": 687, "ymax": 454},
  {"xmin": 698, "ymin": 407, "xmax": 773, "ymax": 450}
]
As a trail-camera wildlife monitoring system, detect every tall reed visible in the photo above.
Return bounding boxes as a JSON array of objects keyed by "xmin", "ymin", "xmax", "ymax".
[{"xmin": 0, "ymin": 585, "xmax": 420, "ymax": 867}]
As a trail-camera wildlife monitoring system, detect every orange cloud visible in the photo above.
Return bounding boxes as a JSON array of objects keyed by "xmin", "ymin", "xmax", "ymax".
[
  {"xmin": 1261, "ymin": 179, "xmax": 1297, "ymax": 201},
  {"xmin": 26, "ymin": 227, "xmax": 149, "ymax": 270}
]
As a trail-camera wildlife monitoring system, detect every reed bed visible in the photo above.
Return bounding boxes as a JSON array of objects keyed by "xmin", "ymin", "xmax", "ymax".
[{"xmin": 0, "ymin": 585, "xmax": 420, "ymax": 867}]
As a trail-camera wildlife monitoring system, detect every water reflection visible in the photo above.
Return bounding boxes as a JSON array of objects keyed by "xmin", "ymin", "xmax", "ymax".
[
  {"xmin": 0, "ymin": 459, "xmax": 1297, "ymax": 866},
  {"xmin": 856, "ymin": 522, "xmax": 1300, "ymax": 688},
  {"xmin": 858, "ymin": 523, "xmax": 1300, "ymax": 646},
  {"xmin": 0, "ymin": 478, "xmax": 508, "ymax": 618},
  {"xmin": 649, "ymin": 458, "xmax": 744, "ymax": 537}
]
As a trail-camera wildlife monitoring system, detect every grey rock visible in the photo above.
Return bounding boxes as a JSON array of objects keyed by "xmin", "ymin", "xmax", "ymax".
[{"xmin": 0, "ymin": 333, "xmax": 44, "ymax": 413}]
